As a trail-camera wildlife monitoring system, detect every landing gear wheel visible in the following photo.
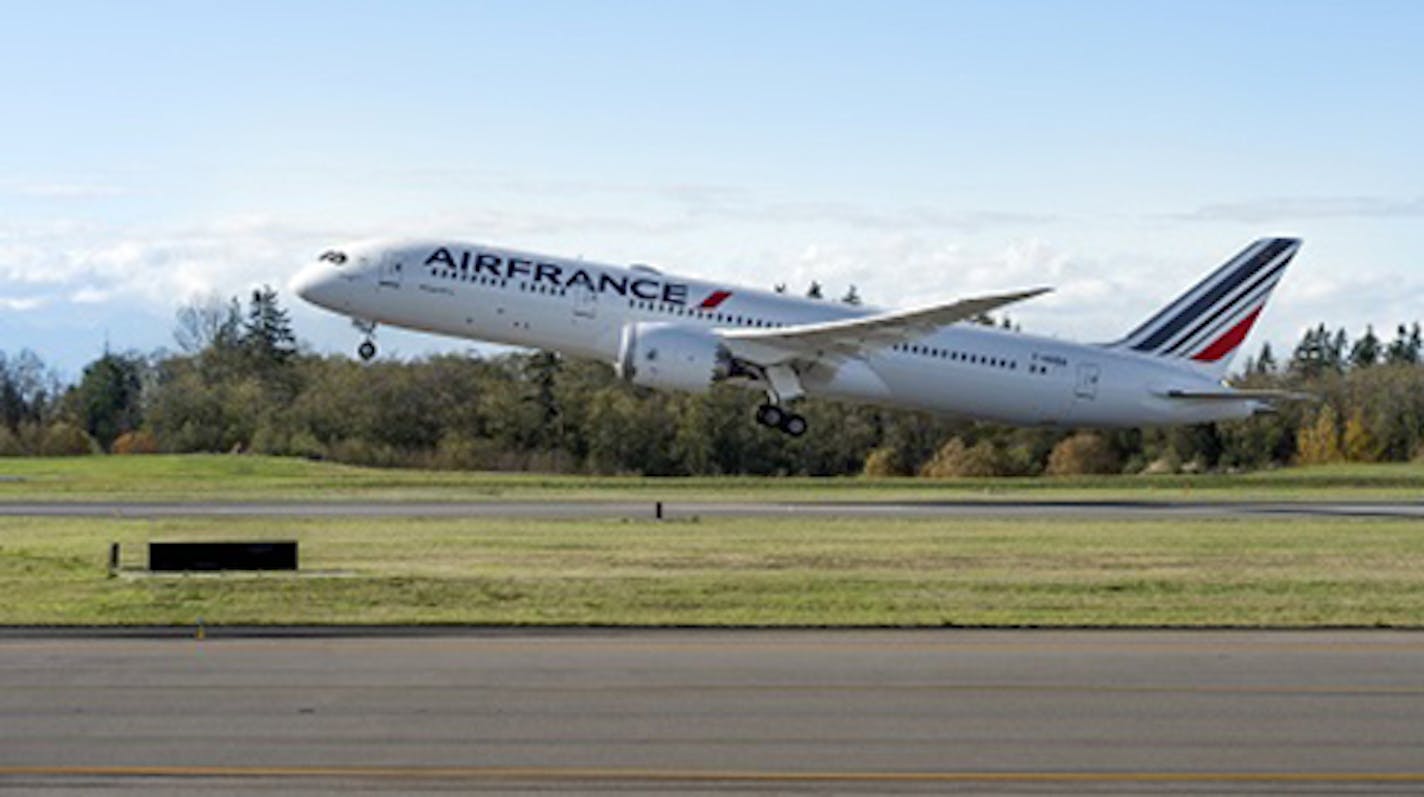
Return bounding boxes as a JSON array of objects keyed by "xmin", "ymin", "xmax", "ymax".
[
  {"xmin": 357, "ymin": 340, "xmax": 377, "ymax": 361},
  {"xmin": 755, "ymin": 403, "xmax": 785, "ymax": 428},
  {"xmin": 754, "ymin": 404, "xmax": 807, "ymax": 436},
  {"xmin": 781, "ymin": 414, "xmax": 808, "ymax": 437}
]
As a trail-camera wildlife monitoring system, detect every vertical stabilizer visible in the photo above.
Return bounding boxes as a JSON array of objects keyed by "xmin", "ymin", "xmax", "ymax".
[{"xmin": 1108, "ymin": 238, "xmax": 1300, "ymax": 379}]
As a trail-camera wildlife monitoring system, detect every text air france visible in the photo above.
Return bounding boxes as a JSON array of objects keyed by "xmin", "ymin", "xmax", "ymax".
[{"xmin": 425, "ymin": 247, "xmax": 689, "ymax": 305}]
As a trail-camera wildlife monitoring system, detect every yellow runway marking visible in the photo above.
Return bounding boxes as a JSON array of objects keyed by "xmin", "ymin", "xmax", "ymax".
[{"xmin": 3, "ymin": 766, "xmax": 1424, "ymax": 783}]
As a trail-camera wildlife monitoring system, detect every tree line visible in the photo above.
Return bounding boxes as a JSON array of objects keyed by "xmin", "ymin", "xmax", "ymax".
[{"xmin": 3, "ymin": 287, "xmax": 1424, "ymax": 475}]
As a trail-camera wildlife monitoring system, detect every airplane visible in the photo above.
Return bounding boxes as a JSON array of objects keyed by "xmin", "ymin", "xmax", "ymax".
[{"xmin": 290, "ymin": 237, "xmax": 1303, "ymax": 436}]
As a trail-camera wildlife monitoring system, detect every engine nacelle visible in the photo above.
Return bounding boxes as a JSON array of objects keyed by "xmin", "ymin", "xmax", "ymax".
[{"xmin": 616, "ymin": 322, "xmax": 734, "ymax": 393}]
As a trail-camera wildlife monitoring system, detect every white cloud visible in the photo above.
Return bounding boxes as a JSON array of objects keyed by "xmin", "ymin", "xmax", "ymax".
[
  {"xmin": 0, "ymin": 216, "xmax": 347, "ymax": 307},
  {"xmin": 0, "ymin": 296, "xmax": 48, "ymax": 311},
  {"xmin": 13, "ymin": 183, "xmax": 125, "ymax": 199},
  {"xmin": 750, "ymin": 235, "xmax": 1085, "ymax": 311},
  {"xmin": 3, "ymin": 192, "xmax": 1422, "ymax": 377},
  {"xmin": 1178, "ymin": 196, "xmax": 1424, "ymax": 223},
  {"xmin": 677, "ymin": 195, "xmax": 1054, "ymax": 233},
  {"xmin": 69, "ymin": 287, "xmax": 110, "ymax": 304}
]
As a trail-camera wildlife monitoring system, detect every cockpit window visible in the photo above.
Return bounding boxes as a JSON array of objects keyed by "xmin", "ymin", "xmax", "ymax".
[{"xmin": 319, "ymin": 250, "xmax": 348, "ymax": 265}]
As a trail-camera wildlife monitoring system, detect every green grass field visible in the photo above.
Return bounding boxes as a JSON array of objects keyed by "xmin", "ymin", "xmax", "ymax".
[
  {"xmin": 3, "ymin": 514, "xmax": 1423, "ymax": 627},
  {"xmin": 3, "ymin": 454, "xmax": 1424, "ymax": 501},
  {"xmin": 2, "ymin": 456, "xmax": 1421, "ymax": 627}
]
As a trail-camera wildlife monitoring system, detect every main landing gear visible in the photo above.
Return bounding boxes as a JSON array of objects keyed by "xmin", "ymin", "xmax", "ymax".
[
  {"xmin": 752, "ymin": 363, "xmax": 807, "ymax": 437},
  {"xmin": 755, "ymin": 403, "xmax": 808, "ymax": 437},
  {"xmin": 353, "ymin": 319, "xmax": 378, "ymax": 361}
]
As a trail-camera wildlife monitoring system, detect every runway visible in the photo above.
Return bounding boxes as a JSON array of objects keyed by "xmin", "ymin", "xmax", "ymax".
[
  {"xmin": 2, "ymin": 498, "xmax": 1423, "ymax": 519},
  {"xmin": 3, "ymin": 630, "xmax": 1424, "ymax": 793}
]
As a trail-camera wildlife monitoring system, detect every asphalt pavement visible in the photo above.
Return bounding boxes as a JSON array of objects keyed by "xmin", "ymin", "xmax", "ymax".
[{"xmin": 2, "ymin": 629, "xmax": 1423, "ymax": 793}]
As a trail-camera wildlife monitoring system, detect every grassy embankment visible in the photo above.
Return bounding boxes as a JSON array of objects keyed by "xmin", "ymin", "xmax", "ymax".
[
  {"xmin": 2, "ymin": 454, "xmax": 1424, "ymax": 501},
  {"xmin": 1, "ymin": 514, "xmax": 1422, "ymax": 626},
  {"xmin": 1, "ymin": 456, "xmax": 1421, "ymax": 627}
]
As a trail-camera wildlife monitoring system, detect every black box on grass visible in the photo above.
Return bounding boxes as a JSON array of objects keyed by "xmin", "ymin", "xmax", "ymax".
[{"xmin": 149, "ymin": 541, "xmax": 298, "ymax": 572}]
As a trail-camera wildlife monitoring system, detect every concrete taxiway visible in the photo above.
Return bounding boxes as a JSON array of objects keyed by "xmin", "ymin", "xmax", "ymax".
[
  {"xmin": 1, "ymin": 498, "xmax": 1423, "ymax": 519},
  {"xmin": 2, "ymin": 629, "xmax": 1423, "ymax": 793}
]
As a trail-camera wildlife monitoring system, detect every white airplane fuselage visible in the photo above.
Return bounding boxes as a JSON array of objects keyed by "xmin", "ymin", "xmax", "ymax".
[{"xmin": 292, "ymin": 239, "xmax": 1274, "ymax": 430}]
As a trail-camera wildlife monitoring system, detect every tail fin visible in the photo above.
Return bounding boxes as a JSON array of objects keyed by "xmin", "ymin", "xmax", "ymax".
[{"xmin": 1108, "ymin": 237, "xmax": 1301, "ymax": 379}]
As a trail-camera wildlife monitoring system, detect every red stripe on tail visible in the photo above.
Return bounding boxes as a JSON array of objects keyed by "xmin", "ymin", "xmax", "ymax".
[{"xmin": 1191, "ymin": 307, "xmax": 1262, "ymax": 363}]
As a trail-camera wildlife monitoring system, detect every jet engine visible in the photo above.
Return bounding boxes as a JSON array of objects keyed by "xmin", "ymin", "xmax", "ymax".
[{"xmin": 615, "ymin": 322, "xmax": 740, "ymax": 393}]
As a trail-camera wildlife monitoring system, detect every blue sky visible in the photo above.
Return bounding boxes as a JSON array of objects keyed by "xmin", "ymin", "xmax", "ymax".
[{"xmin": 2, "ymin": 0, "xmax": 1422, "ymax": 375}]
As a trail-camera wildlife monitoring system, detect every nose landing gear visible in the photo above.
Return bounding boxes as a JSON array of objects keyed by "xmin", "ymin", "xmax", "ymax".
[
  {"xmin": 353, "ymin": 320, "xmax": 378, "ymax": 362},
  {"xmin": 754, "ymin": 403, "xmax": 808, "ymax": 437}
]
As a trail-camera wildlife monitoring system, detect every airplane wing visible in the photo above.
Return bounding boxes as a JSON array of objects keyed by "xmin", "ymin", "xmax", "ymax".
[
  {"xmin": 719, "ymin": 287, "xmax": 1051, "ymax": 362},
  {"xmin": 1157, "ymin": 388, "xmax": 1313, "ymax": 401}
]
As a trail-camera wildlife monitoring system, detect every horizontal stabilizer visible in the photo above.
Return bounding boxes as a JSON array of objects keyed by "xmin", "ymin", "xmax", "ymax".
[{"xmin": 1157, "ymin": 388, "xmax": 1313, "ymax": 401}]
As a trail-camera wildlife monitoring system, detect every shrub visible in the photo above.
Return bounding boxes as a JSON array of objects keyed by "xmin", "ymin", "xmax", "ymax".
[
  {"xmin": 326, "ymin": 437, "xmax": 407, "ymax": 468},
  {"xmin": 242, "ymin": 425, "xmax": 319, "ymax": 459},
  {"xmin": 1296, "ymin": 405, "xmax": 1343, "ymax": 465},
  {"xmin": 38, "ymin": 423, "xmax": 98, "ymax": 456},
  {"xmin": 861, "ymin": 447, "xmax": 904, "ymax": 477},
  {"xmin": 16, "ymin": 423, "xmax": 45, "ymax": 454},
  {"xmin": 111, "ymin": 430, "xmax": 160, "ymax": 455},
  {"xmin": 1140, "ymin": 450, "xmax": 1182, "ymax": 475},
  {"xmin": 432, "ymin": 432, "xmax": 500, "ymax": 471},
  {"xmin": 919, "ymin": 437, "xmax": 1006, "ymax": 478},
  {"xmin": 0, "ymin": 426, "xmax": 23, "ymax": 456},
  {"xmin": 1342, "ymin": 410, "xmax": 1378, "ymax": 462},
  {"xmin": 286, "ymin": 431, "xmax": 327, "ymax": 460},
  {"xmin": 1045, "ymin": 432, "xmax": 1120, "ymax": 476},
  {"xmin": 525, "ymin": 448, "xmax": 578, "ymax": 474}
]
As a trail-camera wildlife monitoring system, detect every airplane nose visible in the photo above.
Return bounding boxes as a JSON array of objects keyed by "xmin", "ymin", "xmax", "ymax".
[
  {"xmin": 288, "ymin": 262, "xmax": 322, "ymax": 304},
  {"xmin": 288, "ymin": 260, "xmax": 337, "ymax": 308}
]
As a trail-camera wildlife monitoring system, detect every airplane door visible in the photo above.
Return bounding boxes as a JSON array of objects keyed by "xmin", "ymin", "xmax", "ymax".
[
  {"xmin": 572, "ymin": 284, "xmax": 597, "ymax": 319},
  {"xmin": 378, "ymin": 252, "xmax": 404, "ymax": 289},
  {"xmin": 1075, "ymin": 363, "xmax": 1100, "ymax": 399}
]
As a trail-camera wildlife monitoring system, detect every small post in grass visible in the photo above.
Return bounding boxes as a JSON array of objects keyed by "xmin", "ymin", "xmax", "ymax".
[
  {"xmin": 107, "ymin": 542, "xmax": 120, "ymax": 577},
  {"xmin": 655, "ymin": 501, "xmax": 664, "ymax": 520}
]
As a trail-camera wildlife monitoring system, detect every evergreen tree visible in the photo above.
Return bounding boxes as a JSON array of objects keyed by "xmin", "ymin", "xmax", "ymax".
[
  {"xmin": 242, "ymin": 285, "xmax": 297, "ymax": 366},
  {"xmin": 806, "ymin": 281, "xmax": 823, "ymax": 300},
  {"xmin": 1254, "ymin": 342, "xmax": 1277, "ymax": 375},
  {"xmin": 1349, "ymin": 325, "xmax": 1381, "ymax": 369},
  {"xmin": 66, "ymin": 351, "xmax": 145, "ymax": 450},
  {"xmin": 1290, "ymin": 324, "xmax": 1342, "ymax": 378},
  {"xmin": 841, "ymin": 285, "xmax": 861, "ymax": 305},
  {"xmin": 1328, "ymin": 328, "xmax": 1348, "ymax": 371},
  {"xmin": 1385, "ymin": 324, "xmax": 1420, "ymax": 365}
]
